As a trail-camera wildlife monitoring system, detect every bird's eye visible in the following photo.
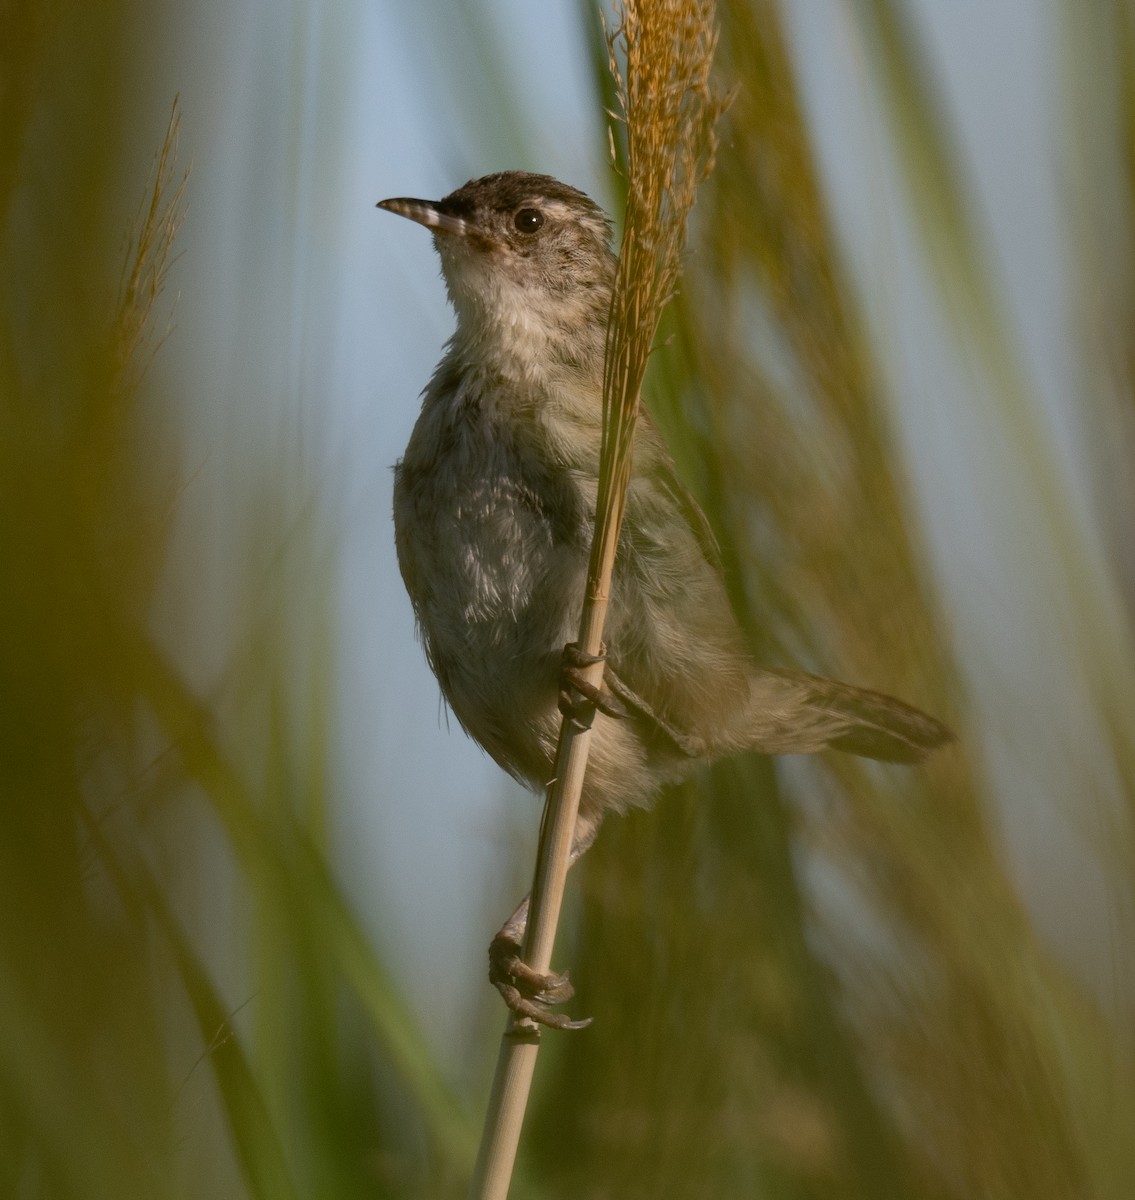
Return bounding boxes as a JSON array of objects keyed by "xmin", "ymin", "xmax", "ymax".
[{"xmin": 513, "ymin": 207, "xmax": 544, "ymax": 234}]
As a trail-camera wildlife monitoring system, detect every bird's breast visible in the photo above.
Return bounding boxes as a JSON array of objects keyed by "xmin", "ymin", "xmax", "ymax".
[{"xmin": 393, "ymin": 383, "xmax": 591, "ymax": 658}]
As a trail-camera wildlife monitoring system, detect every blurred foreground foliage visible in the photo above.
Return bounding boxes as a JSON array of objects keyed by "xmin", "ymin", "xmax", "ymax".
[
  {"xmin": 3, "ymin": 0, "xmax": 1135, "ymax": 1198},
  {"xmin": 0, "ymin": 4, "xmax": 473, "ymax": 1198}
]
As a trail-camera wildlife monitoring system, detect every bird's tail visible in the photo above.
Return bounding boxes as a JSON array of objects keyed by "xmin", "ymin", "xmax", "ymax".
[{"xmin": 745, "ymin": 668, "xmax": 953, "ymax": 764}]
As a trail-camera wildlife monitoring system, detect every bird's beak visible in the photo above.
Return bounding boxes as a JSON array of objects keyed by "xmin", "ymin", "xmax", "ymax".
[{"xmin": 376, "ymin": 196, "xmax": 471, "ymax": 238}]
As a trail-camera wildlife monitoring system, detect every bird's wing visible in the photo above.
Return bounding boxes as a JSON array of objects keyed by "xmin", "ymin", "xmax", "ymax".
[
  {"xmin": 600, "ymin": 425, "xmax": 753, "ymax": 754},
  {"xmin": 650, "ymin": 456, "xmax": 725, "ymax": 574}
]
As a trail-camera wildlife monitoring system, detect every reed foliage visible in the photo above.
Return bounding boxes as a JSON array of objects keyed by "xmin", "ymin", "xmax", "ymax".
[
  {"xmin": 0, "ymin": 5, "xmax": 473, "ymax": 1198},
  {"xmin": 4, "ymin": 1, "xmax": 1134, "ymax": 1199}
]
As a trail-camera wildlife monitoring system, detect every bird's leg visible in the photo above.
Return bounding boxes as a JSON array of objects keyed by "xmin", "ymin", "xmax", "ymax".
[
  {"xmin": 488, "ymin": 896, "xmax": 589, "ymax": 1031},
  {"xmin": 558, "ymin": 642, "xmax": 629, "ymax": 726},
  {"xmin": 488, "ymin": 820, "xmax": 600, "ymax": 1030},
  {"xmin": 563, "ymin": 646, "xmax": 712, "ymax": 759}
]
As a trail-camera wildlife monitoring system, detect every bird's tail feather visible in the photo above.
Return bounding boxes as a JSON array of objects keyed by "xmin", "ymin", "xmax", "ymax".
[{"xmin": 749, "ymin": 668, "xmax": 953, "ymax": 764}]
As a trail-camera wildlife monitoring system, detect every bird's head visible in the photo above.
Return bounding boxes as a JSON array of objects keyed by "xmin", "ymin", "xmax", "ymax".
[{"xmin": 379, "ymin": 171, "xmax": 616, "ymax": 372}]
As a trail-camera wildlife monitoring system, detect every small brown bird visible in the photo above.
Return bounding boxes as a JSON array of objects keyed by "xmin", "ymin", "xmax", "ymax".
[{"xmin": 378, "ymin": 171, "xmax": 951, "ymax": 1027}]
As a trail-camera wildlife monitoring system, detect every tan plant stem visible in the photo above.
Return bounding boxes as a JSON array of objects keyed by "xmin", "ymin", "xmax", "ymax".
[
  {"xmin": 467, "ymin": 511, "xmax": 621, "ymax": 1200},
  {"xmin": 468, "ymin": 4, "xmax": 723, "ymax": 1197}
]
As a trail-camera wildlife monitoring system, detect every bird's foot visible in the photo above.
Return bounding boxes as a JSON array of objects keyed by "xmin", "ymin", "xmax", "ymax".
[
  {"xmin": 489, "ymin": 926, "xmax": 592, "ymax": 1032},
  {"xmin": 558, "ymin": 642, "xmax": 629, "ymax": 727}
]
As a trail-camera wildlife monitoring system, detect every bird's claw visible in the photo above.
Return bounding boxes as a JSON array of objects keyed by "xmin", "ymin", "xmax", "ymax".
[
  {"xmin": 489, "ymin": 930, "xmax": 592, "ymax": 1031},
  {"xmin": 558, "ymin": 642, "xmax": 629, "ymax": 725}
]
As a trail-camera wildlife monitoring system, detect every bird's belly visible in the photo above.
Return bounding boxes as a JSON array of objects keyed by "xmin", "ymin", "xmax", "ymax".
[
  {"xmin": 421, "ymin": 481, "xmax": 564, "ymax": 640},
  {"xmin": 393, "ymin": 398, "xmax": 597, "ymax": 785},
  {"xmin": 398, "ymin": 465, "xmax": 586, "ymax": 734},
  {"xmin": 419, "ymin": 508, "xmax": 582, "ymax": 786}
]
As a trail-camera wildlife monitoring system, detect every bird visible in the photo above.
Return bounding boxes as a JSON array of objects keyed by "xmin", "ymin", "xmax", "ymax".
[{"xmin": 377, "ymin": 170, "xmax": 952, "ymax": 1028}]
